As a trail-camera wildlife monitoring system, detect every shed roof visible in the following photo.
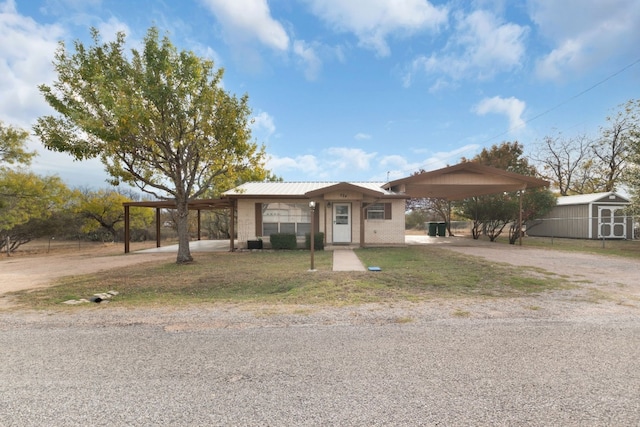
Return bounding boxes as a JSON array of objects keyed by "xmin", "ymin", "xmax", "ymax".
[
  {"xmin": 556, "ymin": 192, "xmax": 630, "ymax": 206},
  {"xmin": 383, "ymin": 162, "xmax": 549, "ymax": 200}
]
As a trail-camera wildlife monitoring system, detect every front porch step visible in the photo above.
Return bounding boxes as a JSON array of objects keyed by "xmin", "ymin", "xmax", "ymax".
[{"xmin": 325, "ymin": 244, "xmax": 359, "ymax": 250}]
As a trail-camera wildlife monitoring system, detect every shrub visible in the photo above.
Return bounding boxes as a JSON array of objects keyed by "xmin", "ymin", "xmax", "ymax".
[
  {"xmin": 305, "ymin": 232, "xmax": 324, "ymax": 250},
  {"xmin": 269, "ymin": 233, "xmax": 297, "ymax": 250}
]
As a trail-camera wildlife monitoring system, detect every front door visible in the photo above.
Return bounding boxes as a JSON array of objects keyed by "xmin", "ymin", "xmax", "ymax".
[{"xmin": 333, "ymin": 203, "xmax": 351, "ymax": 243}]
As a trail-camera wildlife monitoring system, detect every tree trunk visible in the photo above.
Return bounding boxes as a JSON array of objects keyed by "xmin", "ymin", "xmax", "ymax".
[{"xmin": 175, "ymin": 199, "xmax": 193, "ymax": 264}]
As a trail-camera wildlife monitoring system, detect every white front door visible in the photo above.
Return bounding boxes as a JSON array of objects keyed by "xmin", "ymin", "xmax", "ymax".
[
  {"xmin": 333, "ymin": 203, "xmax": 351, "ymax": 243},
  {"xmin": 598, "ymin": 206, "xmax": 626, "ymax": 238}
]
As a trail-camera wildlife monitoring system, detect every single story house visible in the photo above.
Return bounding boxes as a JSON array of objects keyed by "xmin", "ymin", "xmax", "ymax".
[
  {"xmin": 122, "ymin": 162, "xmax": 550, "ymax": 252},
  {"xmin": 527, "ymin": 192, "xmax": 633, "ymax": 240},
  {"xmin": 222, "ymin": 182, "xmax": 409, "ymax": 248}
]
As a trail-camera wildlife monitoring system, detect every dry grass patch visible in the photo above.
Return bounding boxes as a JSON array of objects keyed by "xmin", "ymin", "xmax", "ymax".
[{"xmin": 9, "ymin": 246, "xmax": 570, "ymax": 309}]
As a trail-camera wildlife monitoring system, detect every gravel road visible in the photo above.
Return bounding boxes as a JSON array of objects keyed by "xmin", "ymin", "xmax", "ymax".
[
  {"xmin": 2, "ymin": 238, "xmax": 640, "ymax": 425},
  {"xmin": 2, "ymin": 314, "xmax": 639, "ymax": 426}
]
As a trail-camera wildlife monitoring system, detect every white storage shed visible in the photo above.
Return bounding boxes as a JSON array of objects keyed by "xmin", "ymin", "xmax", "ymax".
[{"xmin": 527, "ymin": 192, "xmax": 633, "ymax": 240}]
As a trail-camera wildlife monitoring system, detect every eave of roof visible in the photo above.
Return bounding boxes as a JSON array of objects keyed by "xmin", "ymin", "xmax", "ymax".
[
  {"xmin": 383, "ymin": 162, "xmax": 549, "ymax": 200},
  {"xmin": 556, "ymin": 192, "xmax": 630, "ymax": 206},
  {"xmin": 122, "ymin": 198, "xmax": 232, "ymax": 209},
  {"xmin": 223, "ymin": 181, "xmax": 407, "ymax": 198}
]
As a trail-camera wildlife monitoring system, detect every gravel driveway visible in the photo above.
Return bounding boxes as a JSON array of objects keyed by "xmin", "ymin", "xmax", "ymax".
[{"xmin": 2, "ymin": 238, "xmax": 640, "ymax": 425}]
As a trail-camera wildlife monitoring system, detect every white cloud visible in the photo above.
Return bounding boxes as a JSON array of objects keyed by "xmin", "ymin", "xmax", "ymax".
[
  {"xmin": 529, "ymin": 0, "xmax": 640, "ymax": 81},
  {"xmin": 267, "ymin": 147, "xmax": 380, "ymax": 181},
  {"xmin": 0, "ymin": 0, "xmax": 65, "ymax": 126},
  {"xmin": 354, "ymin": 132, "xmax": 371, "ymax": 140},
  {"xmin": 200, "ymin": 0, "xmax": 289, "ymax": 51},
  {"xmin": 405, "ymin": 9, "xmax": 527, "ymax": 87},
  {"xmin": 96, "ymin": 16, "xmax": 131, "ymax": 42},
  {"xmin": 305, "ymin": 0, "xmax": 448, "ymax": 57},
  {"xmin": 293, "ymin": 40, "xmax": 322, "ymax": 81},
  {"xmin": 379, "ymin": 154, "xmax": 421, "ymax": 177},
  {"xmin": 326, "ymin": 147, "xmax": 377, "ymax": 171},
  {"xmin": 251, "ymin": 111, "xmax": 276, "ymax": 140},
  {"xmin": 266, "ymin": 154, "xmax": 322, "ymax": 177},
  {"xmin": 378, "ymin": 144, "xmax": 481, "ymax": 181},
  {"xmin": 473, "ymin": 96, "xmax": 526, "ymax": 131}
]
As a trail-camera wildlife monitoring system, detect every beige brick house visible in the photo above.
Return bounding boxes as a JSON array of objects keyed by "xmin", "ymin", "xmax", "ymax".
[{"xmin": 223, "ymin": 181, "xmax": 408, "ymax": 249}]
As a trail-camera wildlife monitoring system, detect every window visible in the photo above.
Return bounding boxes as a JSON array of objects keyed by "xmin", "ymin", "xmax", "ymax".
[
  {"xmin": 261, "ymin": 203, "xmax": 312, "ymax": 236},
  {"xmin": 366, "ymin": 203, "xmax": 392, "ymax": 220}
]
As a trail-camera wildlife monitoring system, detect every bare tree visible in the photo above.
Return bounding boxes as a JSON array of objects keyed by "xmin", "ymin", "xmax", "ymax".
[
  {"xmin": 593, "ymin": 99, "xmax": 639, "ymax": 192},
  {"xmin": 530, "ymin": 132, "xmax": 594, "ymax": 195}
]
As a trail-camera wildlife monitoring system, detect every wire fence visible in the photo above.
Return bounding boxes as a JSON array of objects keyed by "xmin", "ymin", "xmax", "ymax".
[{"xmin": 429, "ymin": 216, "xmax": 640, "ymax": 242}]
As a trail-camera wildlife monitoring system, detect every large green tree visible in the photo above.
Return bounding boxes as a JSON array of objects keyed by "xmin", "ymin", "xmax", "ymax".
[
  {"xmin": 34, "ymin": 27, "xmax": 269, "ymax": 263},
  {"xmin": 0, "ymin": 170, "xmax": 70, "ymax": 253},
  {"xmin": 0, "ymin": 121, "xmax": 36, "ymax": 166},
  {"xmin": 0, "ymin": 122, "xmax": 70, "ymax": 253},
  {"xmin": 74, "ymin": 188, "xmax": 154, "ymax": 242}
]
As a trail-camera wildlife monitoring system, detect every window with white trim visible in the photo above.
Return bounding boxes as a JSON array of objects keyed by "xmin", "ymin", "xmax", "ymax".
[
  {"xmin": 262, "ymin": 203, "xmax": 312, "ymax": 236},
  {"xmin": 366, "ymin": 203, "xmax": 385, "ymax": 219},
  {"xmin": 365, "ymin": 202, "xmax": 392, "ymax": 220}
]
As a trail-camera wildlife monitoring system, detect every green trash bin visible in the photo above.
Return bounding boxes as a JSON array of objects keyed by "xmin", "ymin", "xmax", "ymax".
[
  {"xmin": 437, "ymin": 222, "xmax": 447, "ymax": 237},
  {"xmin": 428, "ymin": 222, "xmax": 437, "ymax": 237}
]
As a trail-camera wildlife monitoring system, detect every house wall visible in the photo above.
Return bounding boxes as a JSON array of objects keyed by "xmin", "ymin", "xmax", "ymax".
[
  {"xmin": 364, "ymin": 200, "xmax": 406, "ymax": 245},
  {"xmin": 235, "ymin": 197, "xmax": 405, "ymax": 247},
  {"xmin": 236, "ymin": 198, "xmax": 323, "ymax": 248}
]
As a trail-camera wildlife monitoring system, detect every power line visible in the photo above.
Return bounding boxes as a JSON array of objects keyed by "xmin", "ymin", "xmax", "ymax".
[{"xmin": 401, "ymin": 57, "xmax": 640, "ymax": 176}]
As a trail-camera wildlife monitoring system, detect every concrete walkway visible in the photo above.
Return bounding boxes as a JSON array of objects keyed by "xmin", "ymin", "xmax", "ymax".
[{"xmin": 332, "ymin": 248, "xmax": 366, "ymax": 271}]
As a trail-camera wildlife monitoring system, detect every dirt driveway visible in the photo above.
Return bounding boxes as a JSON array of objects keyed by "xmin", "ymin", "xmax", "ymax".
[{"xmin": 408, "ymin": 236, "xmax": 640, "ymax": 301}]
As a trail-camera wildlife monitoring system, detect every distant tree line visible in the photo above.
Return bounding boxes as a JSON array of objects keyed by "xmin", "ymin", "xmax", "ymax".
[
  {"xmin": 0, "ymin": 121, "xmax": 234, "ymax": 254},
  {"xmin": 406, "ymin": 99, "xmax": 640, "ymax": 243}
]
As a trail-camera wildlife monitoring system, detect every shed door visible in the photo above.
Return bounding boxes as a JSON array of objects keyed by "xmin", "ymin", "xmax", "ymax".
[
  {"xmin": 598, "ymin": 206, "xmax": 626, "ymax": 239},
  {"xmin": 333, "ymin": 203, "xmax": 351, "ymax": 243}
]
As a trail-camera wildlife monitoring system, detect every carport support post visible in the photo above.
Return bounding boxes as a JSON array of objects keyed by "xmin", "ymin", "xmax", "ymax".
[
  {"xmin": 155, "ymin": 208, "xmax": 161, "ymax": 248},
  {"xmin": 197, "ymin": 209, "xmax": 201, "ymax": 241},
  {"xmin": 124, "ymin": 205, "xmax": 130, "ymax": 253},
  {"xmin": 229, "ymin": 200, "xmax": 236, "ymax": 252}
]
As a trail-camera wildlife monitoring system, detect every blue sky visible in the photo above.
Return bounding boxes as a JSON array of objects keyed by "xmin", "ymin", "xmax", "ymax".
[{"xmin": 1, "ymin": 0, "xmax": 639, "ymax": 189}]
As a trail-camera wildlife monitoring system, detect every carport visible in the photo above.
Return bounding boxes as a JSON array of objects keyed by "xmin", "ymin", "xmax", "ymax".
[
  {"xmin": 122, "ymin": 198, "xmax": 234, "ymax": 253},
  {"xmin": 383, "ymin": 162, "xmax": 549, "ymax": 244}
]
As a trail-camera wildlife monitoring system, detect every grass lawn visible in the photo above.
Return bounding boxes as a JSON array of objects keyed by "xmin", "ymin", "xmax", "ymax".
[{"xmin": 10, "ymin": 245, "xmax": 570, "ymax": 309}]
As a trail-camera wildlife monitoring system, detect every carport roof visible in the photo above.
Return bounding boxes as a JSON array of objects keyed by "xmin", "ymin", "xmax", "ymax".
[
  {"xmin": 383, "ymin": 162, "xmax": 549, "ymax": 200},
  {"xmin": 122, "ymin": 198, "xmax": 232, "ymax": 210}
]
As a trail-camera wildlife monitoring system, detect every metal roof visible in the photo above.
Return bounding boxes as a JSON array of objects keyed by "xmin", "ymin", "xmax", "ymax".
[
  {"xmin": 556, "ymin": 192, "xmax": 630, "ymax": 206},
  {"xmin": 123, "ymin": 198, "xmax": 232, "ymax": 209},
  {"xmin": 223, "ymin": 181, "xmax": 401, "ymax": 197},
  {"xmin": 383, "ymin": 162, "xmax": 549, "ymax": 200}
]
